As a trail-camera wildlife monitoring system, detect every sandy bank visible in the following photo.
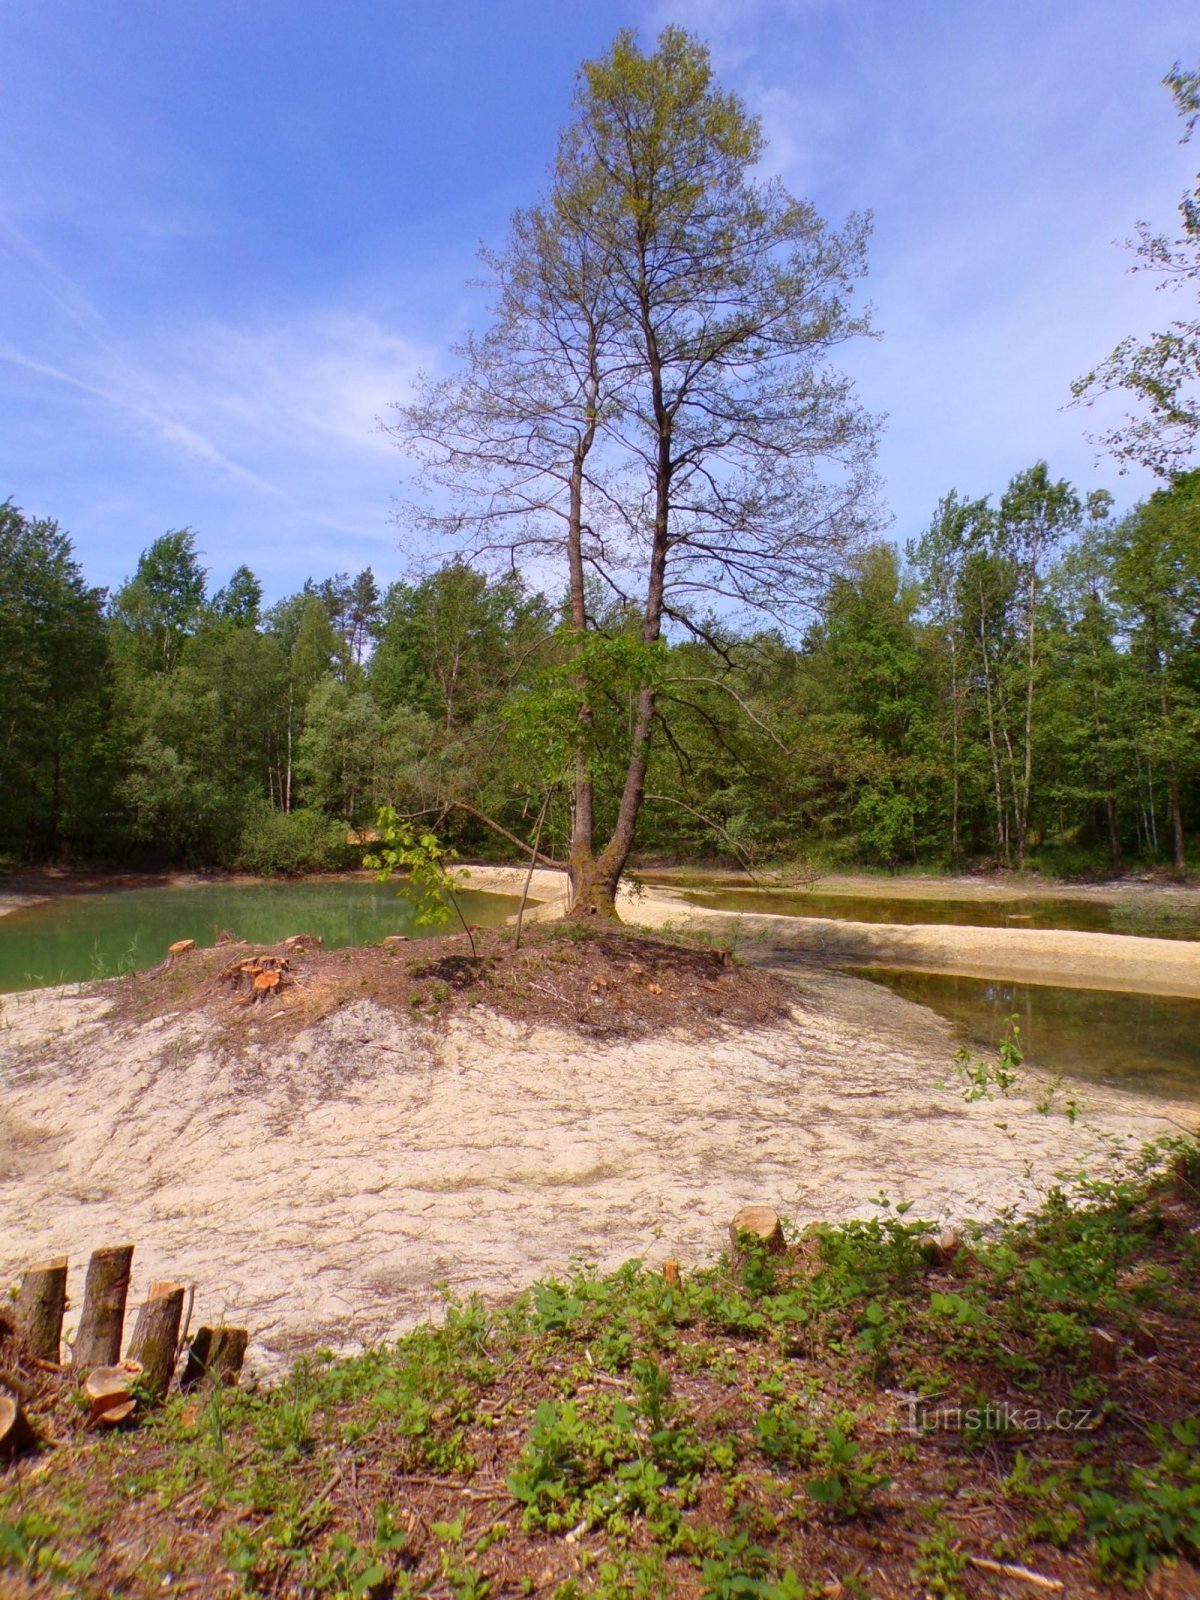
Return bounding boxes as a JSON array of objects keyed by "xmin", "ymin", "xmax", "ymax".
[
  {"xmin": 623, "ymin": 883, "xmax": 1200, "ymax": 999},
  {"xmin": 1, "ymin": 864, "xmax": 1193, "ymax": 1381},
  {"xmin": 640, "ymin": 864, "xmax": 1200, "ymax": 906},
  {"xmin": 0, "ymin": 960, "xmax": 1184, "ymax": 1379}
]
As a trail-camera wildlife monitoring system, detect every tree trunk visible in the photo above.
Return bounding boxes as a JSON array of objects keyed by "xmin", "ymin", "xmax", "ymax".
[
  {"xmin": 567, "ymin": 455, "xmax": 597, "ymax": 908},
  {"xmin": 15, "ymin": 1257, "xmax": 68, "ymax": 1362},
  {"xmin": 948, "ymin": 635, "xmax": 961, "ymax": 864},
  {"xmin": 73, "ymin": 1245, "xmax": 134, "ymax": 1374},
  {"xmin": 1015, "ymin": 561, "xmax": 1039, "ymax": 869},
  {"xmin": 127, "ymin": 1283, "xmax": 185, "ymax": 1402},
  {"xmin": 285, "ymin": 684, "xmax": 294, "ymax": 814},
  {"xmin": 181, "ymin": 1326, "xmax": 249, "ymax": 1390},
  {"xmin": 1105, "ymin": 796, "xmax": 1122, "ymax": 874},
  {"xmin": 979, "ymin": 626, "xmax": 1008, "ymax": 863},
  {"xmin": 1167, "ymin": 765, "xmax": 1186, "ymax": 874},
  {"xmin": 565, "ymin": 221, "xmax": 671, "ymax": 921},
  {"xmin": 568, "ymin": 852, "xmax": 622, "ymax": 919}
]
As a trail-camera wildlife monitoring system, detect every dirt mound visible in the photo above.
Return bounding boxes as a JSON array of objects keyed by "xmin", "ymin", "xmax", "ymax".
[{"xmin": 108, "ymin": 922, "xmax": 794, "ymax": 1042}]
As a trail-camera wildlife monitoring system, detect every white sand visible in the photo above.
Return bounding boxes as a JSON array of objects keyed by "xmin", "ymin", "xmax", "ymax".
[{"xmin": 0, "ymin": 939, "xmax": 1182, "ymax": 1378}]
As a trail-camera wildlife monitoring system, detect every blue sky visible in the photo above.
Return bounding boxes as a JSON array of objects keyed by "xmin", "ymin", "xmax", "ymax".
[{"xmin": 1, "ymin": 0, "xmax": 1196, "ymax": 602}]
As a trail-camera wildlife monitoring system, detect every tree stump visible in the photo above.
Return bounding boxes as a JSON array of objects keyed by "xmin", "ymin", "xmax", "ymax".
[
  {"xmin": 1089, "ymin": 1326, "xmax": 1119, "ymax": 1375},
  {"xmin": 0, "ymin": 1391, "xmax": 36, "ymax": 1461},
  {"xmin": 73, "ymin": 1245, "xmax": 134, "ymax": 1374},
  {"xmin": 85, "ymin": 1363, "xmax": 141, "ymax": 1426},
  {"xmin": 15, "ymin": 1257, "xmax": 68, "ymax": 1362},
  {"xmin": 728, "ymin": 1205, "xmax": 785, "ymax": 1263},
  {"xmin": 662, "ymin": 1261, "xmax": 682, "ymax": 1289},
  {"xmin": 127, "ymin": 1283, "xmax": 185, "ymax": 1402},
  {"xmin": 1133, "ymin": 1321, "xmax": 1159, "ymax": 1357},
  {"xmin": 925, "ymin": 1228, "xmax": 964, "ymax": 1270},
  {"xmin": 252, "ymin": 969, "xmax": 280, "ymax": 1000},
  {"xmin": 181, "ymin": 1326, "xmax": 249, "ymax": 1390},
  {"xmin": 168, "ymin": 939, "xmax": 196, "ymax": 956}
]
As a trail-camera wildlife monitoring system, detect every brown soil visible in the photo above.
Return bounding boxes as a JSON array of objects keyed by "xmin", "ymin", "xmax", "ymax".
[{"xmin": 108, "ymin": 922, "xmax": 794, "ymax": 1044}]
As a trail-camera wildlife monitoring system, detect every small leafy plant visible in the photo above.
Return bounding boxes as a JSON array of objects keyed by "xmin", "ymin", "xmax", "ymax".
[
  {"xmin": 364, "ymin": 806, "xmax": 477, "ymax": 957},
  {"xmin": 951, "ymin": 1014, "xmax": 1023, "ymax": 1102}
]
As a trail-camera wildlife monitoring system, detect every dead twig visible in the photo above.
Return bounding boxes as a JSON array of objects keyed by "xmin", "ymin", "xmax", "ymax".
[{"xmin": 967, "ymin": 1556, "xmax": 1064, "ymax": 1591}]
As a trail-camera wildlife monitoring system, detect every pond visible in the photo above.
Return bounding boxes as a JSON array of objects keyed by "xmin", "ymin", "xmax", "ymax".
[
  {"xmin": 0, "ymin": 880, "xmax": 526, "ymax": 994},
  {"xmin": 859, "ymin": 967, "xmax": 1200, "ymax": 1103},
  {"xmin": 647, "ymin": 880, "xmax": 1200, "ymax": 941}
]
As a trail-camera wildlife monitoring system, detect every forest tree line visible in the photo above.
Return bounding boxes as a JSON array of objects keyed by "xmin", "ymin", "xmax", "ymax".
[{"xmin": 2, "ymin": 458, "xmax": 1197, "ymax": 878}]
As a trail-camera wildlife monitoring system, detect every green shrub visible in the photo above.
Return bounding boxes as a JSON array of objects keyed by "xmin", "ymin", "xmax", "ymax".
[{"xmin": 231, "ymin": 802, "xmax": 350, "ymax": 875}]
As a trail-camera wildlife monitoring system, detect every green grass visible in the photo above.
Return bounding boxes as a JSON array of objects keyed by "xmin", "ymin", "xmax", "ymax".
[{"xmin": 3, "ymin": 1137, "xmax": 1199, "ymax": 1596}]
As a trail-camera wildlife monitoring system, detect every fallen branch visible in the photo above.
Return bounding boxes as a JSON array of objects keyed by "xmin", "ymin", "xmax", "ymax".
[
  {"xmin": 967, "ymin": 1556, "xmax": 1063, "ymax": 1591},
  {"xmin": 514, "ymin": 787, "xmax": 554, "ymax": 951}
]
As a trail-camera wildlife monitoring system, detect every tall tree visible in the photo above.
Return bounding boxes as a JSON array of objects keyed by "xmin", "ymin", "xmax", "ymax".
[
  {"xmin": 0, "ymin": 503, "xmax": 110, "ymax": 857},
  {"xmin": 909, "ymin": 493, "xmax": 989, "ymax": 863},
  {"xmin": 109, "ymin": 528, "xmax": 207, "ymax": 674},
  {"xmin": 213, "ymin": 564, "xmax": 263, "ymax": 626},
  {"xmin": 1108, "ymin": 471, "xmax": 1200, "ymax": 871},
  {"xmin": 996, "ymin": 463, "xmax": 1082, "ymax": 863},
  {"xmin": 391, "ymin": 26, "xmax": 879, "ymax": 914}
]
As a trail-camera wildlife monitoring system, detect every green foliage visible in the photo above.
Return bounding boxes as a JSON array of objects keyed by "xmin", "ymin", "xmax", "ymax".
[
  {"xmin": 364, "ymin": 806, "xmax": 477, "ymax": 956},
  {"xmin": 951, "ymin": 1015, "xmax": 1023, "ymax": 1102},
  {"xmin": 802, "ymin": 1423, "xmax": 891, "ymax": 1520},
  {"xmin": 231, "ymin": 802, "xmax": 350, "ymax": 875},
  {"xmin": 1080, "ymin": 1419, "xmax": 1200, "ymax": 1585},
  {"xmin": 1072, "ymin": 61, "xmax": 1200, "ymax": 477},
  {"xmin": 0, "ymin": 502, "xmax": 112, "ymax": 858},
  {"xmin": 109, "ymin": 527, "xmax": 207, "ymax": 674},
  {"xmin": 911, "ymin": 1529, "xmax": 969, "ymax": 1598}
]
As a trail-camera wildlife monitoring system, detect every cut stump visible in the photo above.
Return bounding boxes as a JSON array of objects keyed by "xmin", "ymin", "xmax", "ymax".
[
  {"xmin": 73, "ymin": 1244, "xmax": 134, "ymax": 1374},
  {"xmin": 127, "ymin": 1283, "xmax": 185, "ymax": 1402},
  {"xmin": 0, "ymin": 1391, "xmax": 36, "ymax": 1461},
  {"xmin": 1090, "ymin": 1326, "xmax": 1119, "ymax": 1375},
  {"xmin": 85, "ymin": 1362, "xmax": 142, "ymax": 1426},
  {"xmin": 1133, "ymin": 1321, "xmax": 1160, "ymax": 1357},
  {"xmin": 181, "ymin": 1326, "xmax": 249, "ymax": 1390},
  {"xmin": 15, "ymin": 1256, "xmax": 68, "ymax": 1362},
  {"xmin": 728, "ymin": 1206, "xmax": 785, "ymax": 1262},
  {"xmin": 926, "ymin": 1228, "xmax": 964, "ymax": 1270},
  {"xmin": 168, "ymin": 939, "xmax": 196, "ymax": 956}
]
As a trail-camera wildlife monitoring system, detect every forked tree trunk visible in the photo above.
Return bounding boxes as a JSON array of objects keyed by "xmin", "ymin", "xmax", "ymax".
[
  {"xmin": 568, "ymin": 853, "xmax": 623, "ymax": 919},
  {"xmin": 15, "ymin": 1257, "xmax": 68, "ymax": 1362},
  {"xmin": 73, "ymin": 1245, "xmax": 134, "ymax": 1374}
]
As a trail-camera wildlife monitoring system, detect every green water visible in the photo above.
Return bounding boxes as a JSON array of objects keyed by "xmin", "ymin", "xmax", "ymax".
[
  {"xmin": 860, "ymin": 968, "xmax": 1200, "ymax": 1102},
  {"xmin": 650, "ymin": 881, "xmax": 1200, "ymax": 941},
  {"xmin": 0, "ymin": 880, "xmax": 525, "ymax": 993}
]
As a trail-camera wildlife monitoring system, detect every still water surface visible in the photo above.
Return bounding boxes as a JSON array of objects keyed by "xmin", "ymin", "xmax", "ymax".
[
  {"xmin": 650, "ymin": 880, "xmax": 1200, "ymax": 941},
  {"xmin": 0, "ymin": 880, "xmax": 523, "ymax": 993},
  {"xmin": 859, "ymin": 968, "xmax": 1200, "ymax": 1103}
]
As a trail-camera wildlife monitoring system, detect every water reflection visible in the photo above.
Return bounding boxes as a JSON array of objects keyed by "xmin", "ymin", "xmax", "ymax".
[
  {"xmin": 0, "ymin": 880, "xmax": 524, "ymax": 993},
  {"xmin": 858, "ymin": 967, "xmax": 1200, "ymax": 1102}
]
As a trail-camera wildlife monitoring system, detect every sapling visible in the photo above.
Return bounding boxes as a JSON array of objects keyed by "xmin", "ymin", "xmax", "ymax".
[{"xmin": 364, "ymin": 806, "xmax": 477, "ymax": 958}]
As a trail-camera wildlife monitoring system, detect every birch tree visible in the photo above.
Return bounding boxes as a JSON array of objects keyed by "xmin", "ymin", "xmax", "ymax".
[{"xmin": 389, "ymin": 26, "xmax": 880, "ymax": 914}]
